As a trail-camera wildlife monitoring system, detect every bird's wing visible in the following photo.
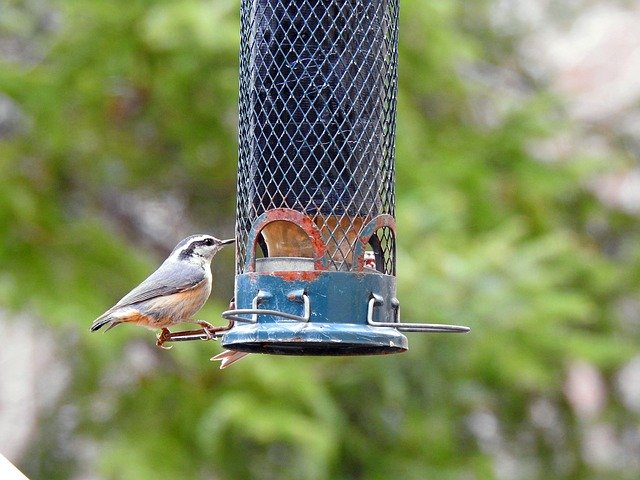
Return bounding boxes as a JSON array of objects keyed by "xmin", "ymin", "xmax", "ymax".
[{"xmin": 98, "ymin": 261, "xmax": 206, "ymax": 318}]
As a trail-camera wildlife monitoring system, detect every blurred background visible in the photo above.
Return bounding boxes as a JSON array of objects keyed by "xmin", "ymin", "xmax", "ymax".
[{"xmin": 1, "ymin": 0, "xmax": 640, "ymax": 478}]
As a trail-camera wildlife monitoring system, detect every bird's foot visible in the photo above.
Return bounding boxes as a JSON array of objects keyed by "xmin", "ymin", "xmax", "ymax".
[
  {"xmin": 195, "ymin": 320, "xmax": 234, "ymax": 340},
  {"xmin": 156, "ymin": 328, "xmax": 173, "ymax": 349},
  {"xmin": 153, "ymin": 322, "xmax": 235, "ymax": 347},
  {"xmin": 196, "ymin": 321, "xmax": 216, "ymax": 340}
]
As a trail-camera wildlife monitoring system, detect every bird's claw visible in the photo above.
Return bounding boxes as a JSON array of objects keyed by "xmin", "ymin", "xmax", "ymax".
[
  {"xmin": 156, "ymin": 328, "xmax": 173, "ymax": 349},
  {"xmin": 196, "ymin": 320, "xmax": 234, "ymax": 341},
  {"xmin": 196, "ymin": 321, "xmax": 217, "ymax": 341},
  {"xmin": 153, "ymin": 321, "xmax": 236, "ymax": 347}
]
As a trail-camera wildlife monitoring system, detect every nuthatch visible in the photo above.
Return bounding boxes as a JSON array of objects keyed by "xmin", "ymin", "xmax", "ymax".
[{"xmin": 91, "ymin": 234, "xmax": 234, "ymax": 348}]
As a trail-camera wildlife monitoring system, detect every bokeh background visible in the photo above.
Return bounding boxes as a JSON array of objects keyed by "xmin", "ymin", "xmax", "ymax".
[{"xmin": 1, "ymin": 0, "xmax": 640, "ymax": 479}]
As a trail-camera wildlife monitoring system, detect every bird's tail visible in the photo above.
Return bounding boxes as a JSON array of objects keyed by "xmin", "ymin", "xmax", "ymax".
[
  {"xmin": 210, "ymin": 350, "xmax": 250, "ymax": 369},
  {"xmin": 90, "ymin": 315, "xmax": 121, "ymax": 333}
]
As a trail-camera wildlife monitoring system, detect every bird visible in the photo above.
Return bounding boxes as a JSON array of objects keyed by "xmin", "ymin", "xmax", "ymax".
[{"xmin": 90, "ymin": 234, "xmax": 235, "ymax": 348}]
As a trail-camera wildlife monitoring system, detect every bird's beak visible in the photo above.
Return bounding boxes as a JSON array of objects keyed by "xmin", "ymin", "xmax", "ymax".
[{"xmin": 219, "ymin": 238, "xmax": 236, "ymax": 246}]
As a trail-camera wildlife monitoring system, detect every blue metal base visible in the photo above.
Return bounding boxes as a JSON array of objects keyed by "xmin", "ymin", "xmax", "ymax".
[
  {"xmin": 222, "ymin": 323, "xmax": 407, "ymax": 355},
  {"xmin": 222, "ymin": 270, "xmax": 408, "ymax": 355}
]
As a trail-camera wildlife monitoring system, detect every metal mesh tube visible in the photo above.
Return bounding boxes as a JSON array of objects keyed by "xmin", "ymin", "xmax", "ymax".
[{"xmin": 236, "ymin": 0, "xmax": 398, "ymax": 272}]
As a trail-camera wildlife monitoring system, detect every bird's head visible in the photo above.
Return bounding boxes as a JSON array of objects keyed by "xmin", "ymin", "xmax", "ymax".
[{"xmin": 171, "ymin": 234, "xmax": 235, "ymax": 265}]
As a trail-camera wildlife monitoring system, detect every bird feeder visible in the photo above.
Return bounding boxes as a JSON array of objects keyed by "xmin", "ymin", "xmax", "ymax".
[{"xmin": 212, "ymin": 0, "xmax": 469, "ymax": 356}]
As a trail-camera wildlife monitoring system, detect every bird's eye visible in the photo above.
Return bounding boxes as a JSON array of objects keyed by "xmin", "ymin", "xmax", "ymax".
[{"xmin": 204, "ymin": 238, "xmax": 214, "ymax": 246}]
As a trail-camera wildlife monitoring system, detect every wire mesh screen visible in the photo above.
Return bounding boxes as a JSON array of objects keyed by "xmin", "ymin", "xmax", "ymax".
[{"xmin": 236, "ymin": 0, "xmax": 399, "ymax": 273}]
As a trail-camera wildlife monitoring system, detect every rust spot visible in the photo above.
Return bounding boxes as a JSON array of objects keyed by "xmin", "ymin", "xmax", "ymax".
[
  {"xmin": 355, "ymin": 246, "xmax": 366, "ymax": 271},
  {"xmin": 274, "ymin": 270, "xmax": 321, "ymax": 282}
]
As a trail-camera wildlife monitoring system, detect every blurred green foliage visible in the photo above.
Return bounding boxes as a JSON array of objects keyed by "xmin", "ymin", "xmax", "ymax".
[{"xmin": 1, "ymin": 0, "xmax": 639, "ymax": 479}]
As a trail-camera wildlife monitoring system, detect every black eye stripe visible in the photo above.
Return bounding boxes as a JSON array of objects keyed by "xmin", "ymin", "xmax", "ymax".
[
  {"xmin": 178, "ymin": 238, "xmax": 214, "ymax": 260},
  {"xmin": 193, "ymin": 238, "xmax": 214, "ymax": 248}
]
